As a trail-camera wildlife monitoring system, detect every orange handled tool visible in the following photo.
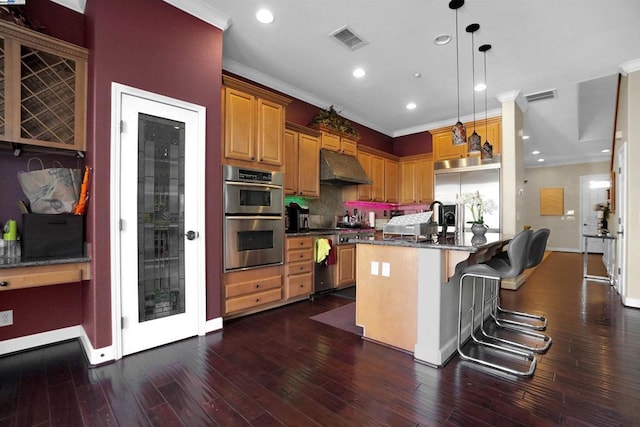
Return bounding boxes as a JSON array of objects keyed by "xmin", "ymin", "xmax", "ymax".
[{"xmin": 74, "ymin": 166, "xmax": 91, "ymax": 215}]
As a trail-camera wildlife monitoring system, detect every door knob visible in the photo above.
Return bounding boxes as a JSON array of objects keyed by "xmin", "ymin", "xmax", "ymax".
[{"xmin": 185, "ymin": 230, "xmax": 199, "ymax": 240}]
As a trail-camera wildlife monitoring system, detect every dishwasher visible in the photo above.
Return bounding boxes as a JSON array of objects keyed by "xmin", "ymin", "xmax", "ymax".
[{"xmin": 312, "ymin": 235, "xmax": 338, "ymax": 297}]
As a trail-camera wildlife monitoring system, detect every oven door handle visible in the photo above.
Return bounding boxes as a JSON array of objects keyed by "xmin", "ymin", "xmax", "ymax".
[
  {"xmin": 225, "ymin": 215, "xmax": 283, "ymax": 221},
  {"xmin": 225, "ymin": 181, "xmax": 282, "ymax": 190}
]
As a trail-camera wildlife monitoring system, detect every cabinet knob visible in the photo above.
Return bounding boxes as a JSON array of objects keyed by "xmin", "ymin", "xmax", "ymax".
[
  {"xmin": 299, "ymin": 283, "xmax": 304, "ymax": 288},
  {"xmin": 255, "ymin": 284, "xmax": 261, "ymax": 289},
  {"xmin": 299, "ymin": 254, "xmax": 303, "ymax": 258},
  {"xmin": 299, "ymin": 266, "xmax": 304, "ymax": 270},
  {"xmin": 0, "ymin": 281, "xmax": 8, "ymax": 287},
  {"xmin": 255, "ymin": 298, "xmax": 260, "ymax": 302}
]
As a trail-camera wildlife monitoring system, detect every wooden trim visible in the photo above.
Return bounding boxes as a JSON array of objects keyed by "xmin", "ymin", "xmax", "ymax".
[
  {"xmin": 0, "ymin": 262, "xmax": 91, "ymax": 291},
  {"xmin": 398, "ymin": 153, "xmax": 433, "ymax": 163},
  {"xmin": 428, "ymin": 116, "xmax": 502, "ymax": 136},
  {"xmin": 0, "ymin": 20, "xmax": 88, "ymax": 60},
  {"xmin": 285, "ymin": 122, "xmax": 321, "ymax": 137},
  {"xmin": 356, "ymin": 144, "xmax": 399, "ymax": 161},
  {"xmin": 310, "ymin": 124, "xmax": 361, "ymax": 142},
  {"xmin": 222, "ymin": 75, "xmax": 291, "ymax": 106}
]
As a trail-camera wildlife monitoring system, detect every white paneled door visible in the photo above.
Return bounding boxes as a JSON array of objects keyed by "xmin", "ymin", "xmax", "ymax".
[
  {"xmin": 580, "ymin": 174, "xmax": 610, "ymax": 254},
  {"xmin": 114, "ymin": 87, "xmax": 205, "ymax": 357}
]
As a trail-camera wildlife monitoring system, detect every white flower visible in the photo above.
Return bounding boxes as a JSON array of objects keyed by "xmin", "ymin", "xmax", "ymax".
[{"xmin": 461, "ymin": 191, "xmax": 495, "ymax": 224}]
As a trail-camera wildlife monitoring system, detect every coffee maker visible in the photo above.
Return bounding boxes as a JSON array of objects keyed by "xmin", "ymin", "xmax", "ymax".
[{"xmin": 286, "ymin": 202, "xmax": 310, "ymax": 233}]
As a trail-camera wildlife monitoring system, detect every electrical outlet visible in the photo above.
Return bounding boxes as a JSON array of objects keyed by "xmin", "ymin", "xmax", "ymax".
[{"xmin": 0, "ymin": 310, "xmax": 13, "ymax": 327}]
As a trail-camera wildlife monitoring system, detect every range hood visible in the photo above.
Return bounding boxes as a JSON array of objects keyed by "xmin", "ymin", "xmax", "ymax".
[{"xmin": 319, "ymin": 149, "xmax": 372, "ymax": 185}]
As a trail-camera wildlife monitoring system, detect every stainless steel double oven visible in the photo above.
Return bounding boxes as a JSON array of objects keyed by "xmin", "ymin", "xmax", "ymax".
[{"xmin": 223, "ymin": 165, "xmax": 284, "ymax": 271}]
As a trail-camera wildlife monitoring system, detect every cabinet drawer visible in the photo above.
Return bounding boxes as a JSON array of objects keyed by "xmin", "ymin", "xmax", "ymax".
[
  {"xmin": 286, "ymin": 248, "xmax": 313, "ymax": 263},
  {"xmin": 0, "ymin": 262, "xmax": 91, "ymax": 291},
  {"xmin": 225, "ymin": 275, "xmax": 282, "ymax": 298},
  {"xmin": 225, "ymin": 288, "xmax": 282, "ymax": 313},
  {"xmin": 285, "ymin": 272, "xmax": 312, "ymax": 299},
  {"xmin": 285, "ymin": 261, "xmax": 313, "ymax": 276},
  {"xmin": 286, "ymin": 236, "xmax": 313, "ymax": 250}
]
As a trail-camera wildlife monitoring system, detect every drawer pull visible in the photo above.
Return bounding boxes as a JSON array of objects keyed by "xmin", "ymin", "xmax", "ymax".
[
  {"xmin": 299, "ymin": 254, "xmax": 304, "ymax": 258},
  {"xmin": 255, "ymin": 284, "xmax": 261, "ymax": 289},
  {"xmin": 299, "ymin": 283, "xmax": 304, "ymax": 288},
  {"xmin": 299, "ymin": 266, "xmax": 304, "ymax": 270},
  {"xmin": 0, "ymin": 281, "xmax": 8, "ymax": 287},
  {"xmin": 255, "ymin": 298, "xmax": 260, "ymax": 302}
]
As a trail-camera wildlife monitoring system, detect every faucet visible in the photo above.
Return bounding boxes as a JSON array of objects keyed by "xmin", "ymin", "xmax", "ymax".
[{"xmin": 429, "ymin": 200, "xmax": 447, "ymax": 237}]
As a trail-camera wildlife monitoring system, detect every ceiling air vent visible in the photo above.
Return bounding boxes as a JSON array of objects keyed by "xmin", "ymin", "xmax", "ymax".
[
  {"xmin": 329, "ymin": 26, "xmax": 368, "ymax": 51},
  {"xmin": 524, "ymin": 89, "xmax": 557, "ymax": 103}
]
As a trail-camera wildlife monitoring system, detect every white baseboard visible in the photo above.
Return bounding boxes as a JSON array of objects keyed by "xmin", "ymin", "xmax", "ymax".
[
  {"xmin": 0, "ymin": 325, "xmax": 115, "ymax": 366},
  {"xmin": 78, "ymin": 328, "xmax": 114, "ymax": 365},
  {"xmin": 547, "ymin": 247, "xmax": 581, "ymax": 253},
  {"xmin": 0, "ymin": 326, "xmax": 83, "ymax": 356},
  {"xmin": 622, "ymin": 296, "xmax": 640, "ymax": 308},
  {"xmin": 205, "ymin": 316, "xmax": 223, "ymax": 334}
]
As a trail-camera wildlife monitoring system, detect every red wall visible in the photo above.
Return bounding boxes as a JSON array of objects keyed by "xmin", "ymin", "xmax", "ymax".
[
  {"xmin": 83, "ymin": 0, "xmax": 224, "ymax": 348},
  {"xmin": 393, "ymin": 132, "xmax": 433, "ymax": 157}
]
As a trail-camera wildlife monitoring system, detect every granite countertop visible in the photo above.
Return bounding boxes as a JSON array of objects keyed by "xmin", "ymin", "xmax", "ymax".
[
  {"xmin": 357, "ymin": 232, "xmax": 511, "ymax": 252},
  {"xmin": 0, "ymin": 256, "xmax": 90, "ymax": 269},
  {"xmin": 286, "ymin": 227, "xmax": 376, "ymax": 237}
]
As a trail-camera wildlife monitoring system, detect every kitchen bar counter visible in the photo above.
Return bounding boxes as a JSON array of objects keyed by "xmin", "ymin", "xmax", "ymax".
[
  {"xmin": 0, "ymin": 256, "xmax": 90, "ymax": 269},
  {"xmin": 355, "ymin": 232, "xmax": 511, "ymax": 367}
]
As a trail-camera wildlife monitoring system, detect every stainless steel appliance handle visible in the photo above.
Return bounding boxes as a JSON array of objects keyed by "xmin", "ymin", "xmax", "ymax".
[
  {"xmin": 225, "ymin": 215, "xmax": 283, "ymax": 221},
  {"xmin": 224, "ymin": 181, "xmax": 282, "ymax": 190}
]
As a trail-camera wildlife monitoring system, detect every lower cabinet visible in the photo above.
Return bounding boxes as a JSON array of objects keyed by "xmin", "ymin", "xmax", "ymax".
[
  {"xmin": 224, "ymin": 265, "xmax": 283, "ymax": 315},
  {"xmin": 335, "ymin": 244, "xmax": 356, "ymax": 288},
  {"xmin": 285, "ymin": 236, "xmax": 314, "ymax": 299}
]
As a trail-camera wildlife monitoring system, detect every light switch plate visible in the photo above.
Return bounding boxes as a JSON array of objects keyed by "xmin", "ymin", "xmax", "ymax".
[
  {"xmin": 371, "ymin": 261, "xmax": 379, "ymax": 275},
  {"xmin": 382, "ymin": 262, "xmax": 390, "ymax": 277}
]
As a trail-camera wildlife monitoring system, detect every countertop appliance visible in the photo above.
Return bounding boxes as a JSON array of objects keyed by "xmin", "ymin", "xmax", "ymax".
[
  {"xmin": 223, "ymin": 165, "xmax": 284, "ymax": 271},
  {"xmin": 286, "ymin": 202, "xmax": 310, "ymax": 233}
]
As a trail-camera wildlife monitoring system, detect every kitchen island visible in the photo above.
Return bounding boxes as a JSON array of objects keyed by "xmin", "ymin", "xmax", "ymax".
[{"xmin": 355, "ymin": 232, "xmax": 510, "ymax": 367}]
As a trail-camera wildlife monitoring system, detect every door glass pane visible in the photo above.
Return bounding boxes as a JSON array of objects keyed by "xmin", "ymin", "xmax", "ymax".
[{"xmin": 138, "ymin": 113, "xmax": 185, "ymax": 322}]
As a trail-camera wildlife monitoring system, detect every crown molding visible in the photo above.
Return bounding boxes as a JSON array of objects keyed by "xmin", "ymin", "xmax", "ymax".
[
  {"xmin": 394, "ymin": 108, "xmax": 502, "ymax": 137},
  {"xmin": 496, "ymin": 90, "xmax": 529, "ymax": 113},
  {"xmin": 163, "ymin": 0, "xmax": 231, "ymax": 31},
  {"xmin": 619, "ymin": 58, "xmax": 640, "ymax": 76},
  {"xmin": 50, "ymin": 0, "xmax": 86, "ymax": 14}
]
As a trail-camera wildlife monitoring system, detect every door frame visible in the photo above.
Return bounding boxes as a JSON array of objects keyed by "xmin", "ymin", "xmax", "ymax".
[
  {"xmin": 579, "ymin": 174, "xmax": 611, "ymax": 253},
  {"xmin": 110, "ymin": 83, "xmax": 207, "ymax": 360}
]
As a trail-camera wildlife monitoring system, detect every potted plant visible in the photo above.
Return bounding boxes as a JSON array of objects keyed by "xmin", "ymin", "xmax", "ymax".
[{"xmin": 462, "ymin": 191, "xmax": 496, "ymax": 236}]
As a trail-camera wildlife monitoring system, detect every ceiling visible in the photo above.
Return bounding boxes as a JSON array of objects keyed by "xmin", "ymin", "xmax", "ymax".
[{"xmin": 200, "ymin": 1, "xmax": 640, "ymax": 167}]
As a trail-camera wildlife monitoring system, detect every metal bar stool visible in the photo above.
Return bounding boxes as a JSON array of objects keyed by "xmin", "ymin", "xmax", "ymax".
[
  {"xmin": 457, "ymin": 230, "xmax": 551, "ymax": 376},
  {"xmin": 489, "ymin": 228, "xmax": 550, "ymax": 331}
]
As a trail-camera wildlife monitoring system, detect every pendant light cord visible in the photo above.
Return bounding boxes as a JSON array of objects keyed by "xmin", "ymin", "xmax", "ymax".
[
  {"xmin": 455, "ymin": 9, "xmax": 461, "ymax": 121},
  {"xmin": 471, "ymin": 30, "xmax": 476, "ymax": 132},
  {"xmin": 483, "ymin": 49, "xmax": 488, "ymax": 140}
]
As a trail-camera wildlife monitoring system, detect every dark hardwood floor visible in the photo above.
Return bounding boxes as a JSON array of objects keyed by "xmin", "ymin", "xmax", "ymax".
[{"xmin": 2, "ymin": 252, "xmax": 640, "ymax": 426}]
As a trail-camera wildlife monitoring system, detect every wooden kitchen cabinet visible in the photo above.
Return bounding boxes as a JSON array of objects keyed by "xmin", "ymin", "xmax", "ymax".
[
  {"xmin": 355, "ymin": 150, "xmax": 373, "ymax": 201},
  {"xmin": 285, "ymin": 236, "xmax": 314, "ymax": 299},
  {"xmin": 0, "ymin": 20, "xmax": 88, "ymax": 151},
  {"xmin": 384, "ymin": 158, "xmax": 398, "ymax": 203},
  {"xmin": 284, "ymin": 123, "xmax": 320, "ymax": 197},
  {"xmin": 317, "ymin": 128, "xmax": 359, "ymax": 156},
  {"xmin": 223, "ymin": 264, "xmax": 283, "ymax": 315},
  {"xmin": 431, "ymin": 117, "xmax": 502, "ymax": 161},
  {"xmin": 0, "ymin": 261, "xmax": 91, "ymax": 291},
  {"xmin": 222, "ymin": 75, "xmax": 291, "ymax": 168},
  {"xmin": 371, "ymin": 155, "xmax": 385, "ymax": 202},
  {"xmin": 335, "ymin": 244, "xmax": 356, "ymax": 288},
  {"xmin": 399, "ymin": 154, "xmax": 433, "ymax": 204}
]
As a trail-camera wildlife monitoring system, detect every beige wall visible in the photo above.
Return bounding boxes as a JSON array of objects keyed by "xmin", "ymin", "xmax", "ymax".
[
  {"xmin": 615, "ymin": 69, "xmax": 640, "ymax": 307},
  {"xmin": 501, "ymin": 97, "xmax": 526, "ymax": 234},
  {"xmin": 523, "ymin": 162, "xmax": 610, "ymax": 251}
]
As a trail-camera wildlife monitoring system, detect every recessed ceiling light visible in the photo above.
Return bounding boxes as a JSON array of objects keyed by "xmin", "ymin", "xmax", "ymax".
[
  {"xmin": 522, "ymin": 135, "xmax": 530, "ymax": 140},
  {"xmin": 474, "ymin": 83, "xmax": 486, "ymax": 91},
  {"xmin": 406, "ymin": 102, "xmax": 417, "ymax": 110},
  {"xmin": 532, "ymin": 150, "xmax": 540, "ymax": 155},
  {"xmin": 537, "ymin": 158, "xmax": 545, "ymax": 162},
  {"xmin": 601, "ymin": 148, "xmax": 611, "ymax": 153},
  {"xmin": 413, "ymin": 72, "xmax": 422, "ymax": 78},
  {"xmin": 256, "ymin": 9, "xmax": 274, "ymax": 24},
  {"xmin": 353, "ymin": 68, "xmax": 366, "ymax": 78},
  {"xmin": 434, "ymin": 34, "xmax": 451, "ymax": 45}
]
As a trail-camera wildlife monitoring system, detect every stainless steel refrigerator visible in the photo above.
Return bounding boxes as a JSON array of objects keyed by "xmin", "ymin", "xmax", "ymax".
[{"xmin": 434, "ymin": 165, "xmax": 501, "ymax": 232}]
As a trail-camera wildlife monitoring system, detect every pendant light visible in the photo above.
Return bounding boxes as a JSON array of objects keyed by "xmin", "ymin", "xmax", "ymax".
[
  {"xmin": 466, "ymin": 23, "xmax": 481, "ymax": 154},
  {"xmin": 479, "ymin": 43, "xmax": 493, "ymax": 159},
  {"xmin": 449, "ymin": 0, "xmax": 466, "ymax": 146}
]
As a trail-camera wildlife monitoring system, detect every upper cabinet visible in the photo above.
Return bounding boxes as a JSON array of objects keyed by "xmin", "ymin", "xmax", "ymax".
[
  {"xmin": 399, "ymin": 154, "xmax": 433, "ymax": 204},
  {"xmin": 315, "ymin": 127, "xmax": 359, "ymax": 157},
  {"xmin": 0, "ymin": 21, "xmax": 88, "ymax": 151},
  {"xmin": 344, "ymin": 147, "xmax": 398, "ymax": 203},
  {"xmin": 431, "ymin": 117, "xmax": 501, "ymax": 161},
  {"xmin": 284, "ymin": 123, "xmax": 320, "ymax": 197},
  {"xmin": 222, "ymin": 75, "xmax": 291, "ymax": 169}
]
